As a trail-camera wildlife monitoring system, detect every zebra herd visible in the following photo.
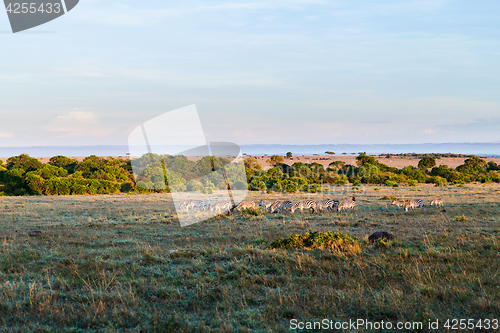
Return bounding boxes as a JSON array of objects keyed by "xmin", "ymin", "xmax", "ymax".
[
  {"xmin": 259, "ymin": 197, "xmax": 356, "ymax": 213},
  {"xmin": 392, "ymin": 198, "xmax": 444, "ymax": 212},
  {"xmin": 180, "ymin": 196, "xmax": 444, "ymax": 215},
  {"xmin": 179, "ymin": 197, "xmax": 357, "ymax": 214}
]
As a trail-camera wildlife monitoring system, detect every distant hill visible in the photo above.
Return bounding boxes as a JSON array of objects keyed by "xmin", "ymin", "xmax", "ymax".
[{"xmin": 1, "ymin": 143, "xmax": 500, "ymax": 158}]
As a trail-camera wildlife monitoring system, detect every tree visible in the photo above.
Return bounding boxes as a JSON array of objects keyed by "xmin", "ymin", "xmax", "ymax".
[
  {"xmin": 418, "ymin": 156, "xmax": 436, "ymax": 170},
  {"xmin": 244, "ymin": 157, "xmax": 262, "ymax": 171},
  {"xmin": 356, "ymin": 153, "xmax": 377, "ymax": 166},
  {"xmin": 325, "ymin": 151, "xmax": 335, "ymax": 155},
  {"xmin": 266, "ymin": 155, "xmax": 285, "ymax": 166},
  {"xmin": 286, "ymin": 152, "xmax": 293, "ymax": 158}
]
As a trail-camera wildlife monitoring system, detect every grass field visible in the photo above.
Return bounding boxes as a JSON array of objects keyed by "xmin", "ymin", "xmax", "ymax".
[{"xmin": 1, "ymin": 184, "xmax": 499, "ymax": 332}]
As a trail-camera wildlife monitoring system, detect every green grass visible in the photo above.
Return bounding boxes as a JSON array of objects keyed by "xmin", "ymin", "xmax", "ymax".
[{"xmin": 0, "ymin": 185, "xmax": 499, "ymax": 331}]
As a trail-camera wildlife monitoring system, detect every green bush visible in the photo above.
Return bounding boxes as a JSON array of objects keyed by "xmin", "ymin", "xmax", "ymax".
[
  {"xmin": 270, "ymin": 231, "xmax": 360, "ymax": 254},
  {"xmin": 434, "ymin": 176, "xmax": 448, "ymax": 187},
  {"xmin": 385, "ymin": 180, "xmax": 396, "ymax": 187},
  {"xmin": 408, "ymin": 179, "xmax": 418, "ymax": 187}
]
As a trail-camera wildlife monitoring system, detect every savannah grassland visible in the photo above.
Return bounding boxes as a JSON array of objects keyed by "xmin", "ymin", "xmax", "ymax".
[{"xmin": 1, "ymin": 184, "xmax": 500, "ymax": 332}]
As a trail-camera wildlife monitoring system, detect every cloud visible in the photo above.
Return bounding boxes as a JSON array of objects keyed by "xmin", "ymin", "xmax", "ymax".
[
  {"xmin": 45, "ymin": 111, "xmax": 114, "ymax": 138},
  {"xmin": 420, "ymin": 128, "xmax": 435, "ymax": 134},
  {"xmin": 0, "ymin": 132, "xmax": 14, "ymax": 138}
]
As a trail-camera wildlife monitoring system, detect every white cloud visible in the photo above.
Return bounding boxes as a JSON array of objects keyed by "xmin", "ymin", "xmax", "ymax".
[
  {"xmin": 45, "ymin": 111, "xmax": 114, "ymax": 138},
  {"xmin": 0, "ymin": 132, "xmax": 14, "ymax": 138}
]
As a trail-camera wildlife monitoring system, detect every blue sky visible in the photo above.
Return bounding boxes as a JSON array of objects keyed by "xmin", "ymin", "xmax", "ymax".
[{"xmin": 0, "ymin": 0, "xmax": 499, "ymax": 147}]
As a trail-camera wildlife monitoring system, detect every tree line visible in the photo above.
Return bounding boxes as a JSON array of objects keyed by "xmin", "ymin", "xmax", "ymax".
[
  {"xmin": 1, "ymin": 153, "xmax": 499, "ymax": 196},
  {"xmin": 245, "ymin": 154, "xmax": 500, "ymax": 193}
]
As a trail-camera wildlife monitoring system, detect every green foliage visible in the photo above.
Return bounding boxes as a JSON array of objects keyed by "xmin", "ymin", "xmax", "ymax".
[
  {"xmin": 375, "ymin": 238, "xmax": 393, "ymax": 248},
  {"xmin": 244, "ymin": 157, "xmax": 262, "ymax": 171},
  {"xmin": 6, "ymin": 154, "xmax": 43, "ymax": 172},
  {"xmin": 408, "ymin": 179, "xmax": 418, "ymax": 187},
  {"xmin": 49, "ymin": 155, "xmax": 78, "ymax": 172},
  {"xmin": 385, "ymin": 180, "xmax": 396, "ymax": 187},
  {"xmin": 266, "ymin": 155, "xmax": 285, "ymax": 166},
  {"xmin": 418, "ymin": 156, "xmax": 436, "ymax": 170},
  {"xmin": 286, "ymin": 152, "xmax": 293, "ymax": 158},
  {"xmin": 270, "ymin": 231, "xmax": 360, "ymax": 253},
  {"xmin": 434, "ymin": 176, "xmax": 448, "ymax": 187}
]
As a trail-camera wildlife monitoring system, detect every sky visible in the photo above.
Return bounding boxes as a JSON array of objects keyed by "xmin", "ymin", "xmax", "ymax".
[{"xmin": 1, "ymin": 0, "xmax": 500, "ymax": 148}]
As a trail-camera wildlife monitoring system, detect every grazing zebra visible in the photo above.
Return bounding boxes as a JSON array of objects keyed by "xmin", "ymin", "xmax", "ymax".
[
  {"xmin": 391, "ymin": 200, "xmax": 406, "ymax": 208},
  {"xmin": 259, "ymin": 199, "xmax": 279, "ymax": 211},
  {"xmin": 179, "ymin": 200, "xmax": 193, "ymax": 211},
  {"xmin": 315, "ymin": 199, "xmax": 338, "ymax": 213},
  {"xmin": 337, "ymin": 197, "xmax": 356, "ymax": 212},
  {"xmin": 210, "ymin": 201, "xmax": 232, "ymax": 213},
  {"xmin": 268, "ymin": 200, "xmax": 284, "ymax": 213},
  {"xmin": 430, "ymin": 198, "xmax": 444, "ymax": 208},
  {"xmin": 404, "ymin": 199, "xmax": 424, "ymax": 212},
  {"xmin": 290, "ymin": 200, "xmax": 317, "ymax": 214},
  {"xmin": 275, "ymin": 200, "xmax": 293, "ymax": 213},
  {"xmin": 190, "ymin": 199, "xmax": 213, "ymax": 211},
  {"xmin": 232, "ymin": 201, "xmax": 256, "ymax": 212}
]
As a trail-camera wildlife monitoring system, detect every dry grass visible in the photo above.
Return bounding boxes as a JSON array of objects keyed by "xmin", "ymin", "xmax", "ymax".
[{"xmin": 0, "ymin": 184, "xmax": 499, "ymax": 331}]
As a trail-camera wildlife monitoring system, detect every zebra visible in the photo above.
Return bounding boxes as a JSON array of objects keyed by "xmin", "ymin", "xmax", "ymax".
[
  {"xmin": 210, "ymin": 201, "xmax": 232, "ymax": 213},
  {"xmin": 337, "ymin": 197, "xmax": 356, "ymax": 212},
  {"xmin": 275, "ymin": 200, "xmax": 293, "ymax": 213},
  {"xmin": 191, "ymin": 199, "xmax": 212, "ymax": 211},
  {"xmin": 290, "ymin": 200, "xmax": 317, "ymax": 214},
  {"xmin": 315, "ymin": 199, "xmax": 338, "ymax": 213},
  {"xmin": 404, "ymin": 199, "xmax": 424, "ymax": 212},
  {"xmin": 430, "ymin": 198, "xmax": 444, "ymax": 208},
  {"xmin": 259, "ymin": 199, "xmax": 279, "ymax": 211},
  {"xmin": 232, "ymin": 201, "xmax": 256, "ymax": 212},
  {"xmin": 179, "ymin": 200, "xmax": 193, "ymax": 211},
  {"xmin": 391, "ymin": 200, "xmax": 406, "ymax": 208},
  {"xmin": 268, "ymin": 200, "xmax": 285, "ymax": 213}
]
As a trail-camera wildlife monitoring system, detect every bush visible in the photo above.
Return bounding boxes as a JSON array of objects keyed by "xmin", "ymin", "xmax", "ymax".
[
  {"xmin": 408, "ymin": 179, "xmax": 418, "ymax": 187},
  {"xmin": 434, "ymin": 176, "xmax": 448, "ymax": 187},
  {"xmin": 270, "ymin": 232, "xmax": 360, "ymax": 254},
  {"xmin": 385, "ymin": 180, "xmax": 395, "ymax": 187}
]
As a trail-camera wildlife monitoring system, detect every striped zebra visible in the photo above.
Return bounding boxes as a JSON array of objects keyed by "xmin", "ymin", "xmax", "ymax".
[
  {"xmin": 192, "ymin": 199, "xmax": 213, "ymax": 211},
  {"xmin": 179, "ymin": 200, "xmax": 193, "ymax": 211},
  {"xmin": 290, "ymin": 200, "xmax": 317, "ymax": 214},
  {"xmin": 232, "ymin": 201, "xmax": 256, "ymax": 212},
  {"xmin": 210, "ymin": 201, "xmax": 232, "ymax": 213},
  {"xmin": 430, "ymin": 198, "xmax": 444, "ymax": 208},
  {"xmin": 259, "ymin": 199, "xmax": 279, "ymax": 211},
  {"xmin": 391, "ymin": 200, "xmax": 406, "ymax": 208},
  {"xmin": 337, "ymin": 197, "xmax": 356, "ymax": 212},
  {"xmin": 404, "ymin": 199, "xmax": 424, "ymax": 212},
  {"xmin": 315, "ymin": 199, "xmax": 338, "ymax": 213},
  {"xmin": 275, "ymin": 200, "xmax": 293, "ymax": 213},
  {"xmin": 268, "ymin": 200, "xmax": 285, "ymax": 213}
]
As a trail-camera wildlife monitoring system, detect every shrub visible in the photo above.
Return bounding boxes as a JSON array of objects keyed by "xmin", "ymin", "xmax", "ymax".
[
  {"xmin": 434, "ymin": 176, "xmax": 448, "ymax": 187},
  {"xmin": 385, "ymin": 180, "xmax": 395, "ymax": 187},
  {"xmin": 375, "ymin": 238, "xmax": 393, "ymax": 249},
  {"xmin": 418, "ymin": 156, "xmax": 436, "ymax": 170},
  {"xmin": 408, "ymin": 179, "xmax": 418, "ymax": 187},
  {"xmin": 270, "ymin": 231, "xmax": 360, "ymax": 254}
]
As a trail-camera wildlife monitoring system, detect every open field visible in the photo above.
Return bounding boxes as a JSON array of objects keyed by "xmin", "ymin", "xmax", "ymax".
[{"xmin": 1, "ymin": 184, "xmax": 500, "ymax": 331}]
